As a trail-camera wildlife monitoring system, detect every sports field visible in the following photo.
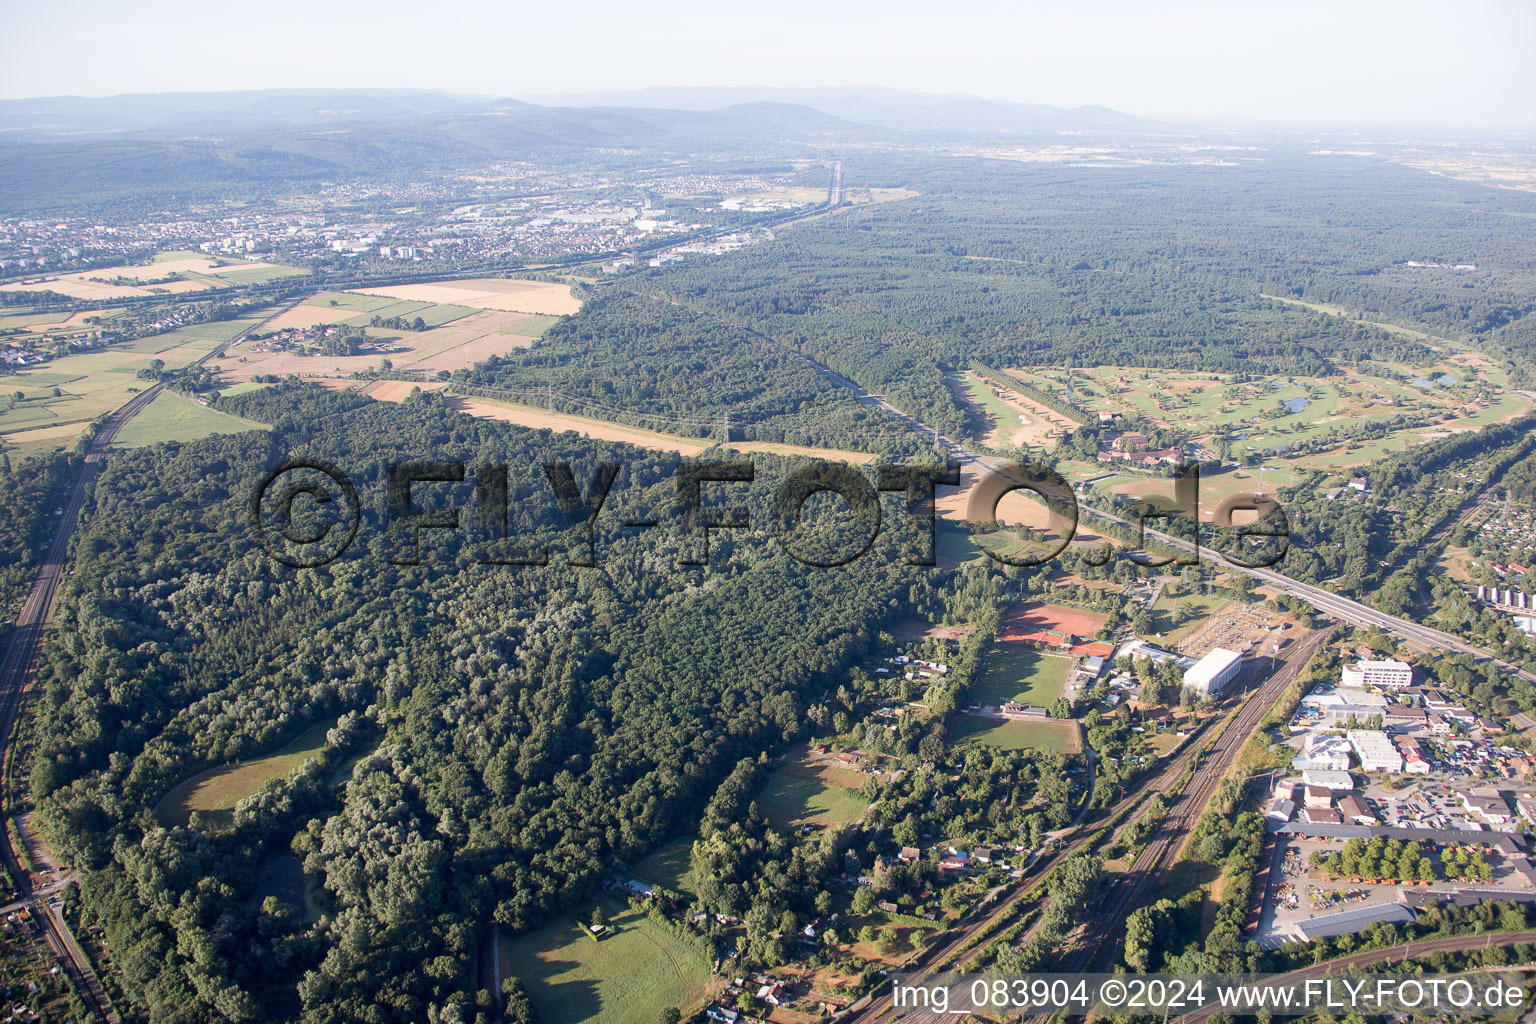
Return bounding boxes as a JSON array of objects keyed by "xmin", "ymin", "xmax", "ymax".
[
  {"xmin": 494, "ymin": 896, "xmax": 710, "ymax": 1024},
  {"xmin": 950, "ymin": 716, "xmax": 1082, "ymax": 753},
  {"xmin": 955, "ymin": 370, "xmax": 1068, "ymax": 449},
  {"xmin": 999, "ymin": 602, "xmax": 1107, "ymax": 639},
  {"xmin": 1009, "ymin": 361, "xmax": 1530, "ymax": 479},
  {"xmin": 969, "ymin": 646, "xmax": 1072, "ymax": 706},
  {"xmin": 155, "ymin": 720, "xmax": 333, "ymax": 829},
  {"xmin": 110, "ymin": 392, "xmax": 270, "ymax": 448}
]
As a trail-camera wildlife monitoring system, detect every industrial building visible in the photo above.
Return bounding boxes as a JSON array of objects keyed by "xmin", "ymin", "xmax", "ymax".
[
  {"xmin": 1182, "ymin": 647, "xmax": 1243, "ymax": 698},
  {"xmin": 1347, "ymin": 730, "xmax": 1405, "ymax": 773}
]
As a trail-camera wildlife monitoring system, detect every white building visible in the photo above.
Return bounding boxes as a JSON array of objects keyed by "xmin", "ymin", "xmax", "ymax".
[
  {"xmin": 1301, "ymin": 769, "xmax": 1354, "ymax": 792},
  {"xmin": 1348, "ymin": 730, "xmax": 1404, "ymax": 773},
  {"xmin": 1183, "ymin": 648, "xmax": 1243, "ymax": 698},
  {"xmin": 1342, "ymin": 659, "xmax": 1413, "ymax": 689},
  {"xmin": 1292, "ymin": 735, "xmax": 1353, "ymax": 772},
  {"xmin": 1300, "ymin": 686, "xmax": 1388, "ymax": 726}
]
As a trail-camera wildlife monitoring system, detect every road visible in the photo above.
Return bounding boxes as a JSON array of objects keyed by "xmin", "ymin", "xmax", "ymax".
[
  {"xmin": 0, "ymin": 310, "xmax": 273, "ymax": 1022},
  {"xmin": 1172, "ymin": 929, "xmax": 1536, "ymax": 1022},
  {"xmin": 862, "ymin": 631, "xmax": 1325, "ymax": 1024},
  {"xmin": 841, "ymin": 635, "xmax": 1320, "ymax": 1024},
  {"xmin": 0, "ymin": 383, "xmax": 162, "ymax": 1023},
  {"xmin": 1060, "ymin": 629, "xmax": 1327, "ymax": 977},
  {"xmin": 696, "ymin": 301, "xmax": 1536, "ymax": 683}
]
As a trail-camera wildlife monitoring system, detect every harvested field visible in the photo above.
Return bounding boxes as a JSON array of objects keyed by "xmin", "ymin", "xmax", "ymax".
[
  {"xmin": 261, "ymin": 303, "xmax": 361, "ymax": 332},
  {"xmin": 346, "ymin": 278, "xmax": 582, "ymax": 315}
]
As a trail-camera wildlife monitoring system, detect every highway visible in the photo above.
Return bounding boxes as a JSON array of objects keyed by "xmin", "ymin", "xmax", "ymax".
[{"xmin": 741, "ymin": 320, "xmax": 1536, "ymax": 683}]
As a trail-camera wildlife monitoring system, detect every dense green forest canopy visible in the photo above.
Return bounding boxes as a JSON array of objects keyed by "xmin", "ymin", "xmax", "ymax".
[
  {"xmin": 626, "ymin": 157, "xmax": 1536, "ymax": 432},
  {"xmin": 28, "ymin": 383, "xmax": 977, "ymax": 1023}
]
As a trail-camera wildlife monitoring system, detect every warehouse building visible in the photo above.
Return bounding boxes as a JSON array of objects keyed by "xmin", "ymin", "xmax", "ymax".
[
  {"xmin": 1348, "ymin": 729, "xmax": 1404, "ymax": 773},
  {"xmin": 1183, "ymin": 647, "xmax": 1243, "ymax": 698}
]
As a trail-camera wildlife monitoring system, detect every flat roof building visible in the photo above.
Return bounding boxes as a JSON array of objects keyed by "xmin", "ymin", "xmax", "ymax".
[
  {"xmin": 1292, "ymin": 735, "xmax": 1353, "ymax": 772},
  {"xmin": 1183, "ymin": 648, "xmax": 1243, "ymax": 698},
  {"xmin": 1294, "ymin": 902, "xmax": 1414, "ymax": 942},
  {"xmin": 1301, "ymin": 769, "xmax": 1353, "ymax": 792},
  {"xmin": 1342, "ymin": 659, "xmax": 1413, "ymax": 689},
  {"xmin": 1348, "ymin": 729, "xmax": 1404, "ymax": 773}
]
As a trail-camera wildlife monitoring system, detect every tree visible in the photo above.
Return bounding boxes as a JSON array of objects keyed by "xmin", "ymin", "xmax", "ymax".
[
  {"xmin": 590, "ymin": 907, "xmax": 606, "ymax": 930},
  {"xmin": 851, "ymin": 886, "xmax": 876, "ymax": 915},
  {"xmin": 660, "ymin": 1008, "xmax": 681, "ymax": 1024}
]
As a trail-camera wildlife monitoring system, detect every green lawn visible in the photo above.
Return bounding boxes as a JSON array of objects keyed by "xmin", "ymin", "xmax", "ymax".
[
  {"xmin": 204, "ymin": 264, "xmax": 309, "ymax": 286},
  {"xmin": 497, "ymin": 895, "xmax": 710, "ymax": 1024},
  {"xmin": 970, "ymin": 647, "xmax": 1071, "ymax": 706},
  {"xmin": 110, "ymin": 392, "xmax": 270, "ymax": 448},
  {"xmin": 155, "ymin": 720, "xmax": 333, "ymax": 828},
  {"xmin": 756, "ymin": 768, "xmax": 868, "ymax": 831},
  {"xmin": 957, "ymin": 370, "xmax": 1023, "ymax": 438},
  {"xmin": 950, "ymin": 716, "xmax": 1082, "ymax": 752},
  {"xmin": 631, "ymin": 838, "xmax": 697, "ymax": 896}
]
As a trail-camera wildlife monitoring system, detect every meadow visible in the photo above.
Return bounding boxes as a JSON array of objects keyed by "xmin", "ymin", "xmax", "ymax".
[
  {"xmin": 155, "ymin": 720, "xmax": 333, "ymax": 829},
  {"xmin": 109, "ymin": 391, "xmax": 270, "ymax": 448},
  {"xmin": 756, "ymin": 756, "xmax": 869, "ymax": 831},
  {"xmin": 949, "ymin": 715, "xmax": 1082, "ymax": 753},
  {"xmin": 494, "ymin": 895, "xmax": 710, "ymax": 1024},
  {"xmin": 0, "ymin": 319, "xmax": 259, "ymax": 454}
]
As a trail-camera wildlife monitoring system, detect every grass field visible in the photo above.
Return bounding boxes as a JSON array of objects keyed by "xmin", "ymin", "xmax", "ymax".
[
  {"xmin": 950, "ymin": 715, "xmax": 1082, "ymax": 752},
  {"xmin": 1147, "ymin": 592, "xmax": 1231, "ymax": 646},
  {"xmin": 970, "ymin": 647, "xmax": 1072, "ymax": 707},
  {"xmin": 757, "ymin": 758, "xmax": 869, "ymax": 831},
  {"xmin": 1010, "ymin": 361, "xmax": 1524, "ymax": 477},
  {"xmin": 631, "ymin": 838, "xmax": 697, "ymax": 896},
  {"xmin": 110, "ymin": 392, "xmax": 270, "ymax": 448},
  {"xmin": 156, "ymin": 720, "xmax": 333, "ymax": 829},
  {"xmin": 0, "ymin": 324, "xmax": 247, "ymax": 455},
  {"xmin": 495, "ymin": 895, "xmax": 710, "ymax": 1024}
]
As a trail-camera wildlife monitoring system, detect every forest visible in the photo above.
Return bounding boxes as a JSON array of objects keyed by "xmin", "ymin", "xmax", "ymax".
[{"xmin": 25, "ymin": 382, "xmax": 998, "ymax": 1024}]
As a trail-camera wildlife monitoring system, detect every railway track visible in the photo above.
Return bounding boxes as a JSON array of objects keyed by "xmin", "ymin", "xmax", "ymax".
[
  {"xmin": 858, "ymin": 631, "xmax": 1323, "ymax": 1024},
  {"xmin": 843, "ymin": 632, "xmax": 1321, "ymax": 1024},
  {"xmin": 0, "ymin": 309, "xmax": 277, "ymax": 1023},
  {"xmin": 1172, "ymin": 929, "xmax": 1536, "ymax": 1022}
]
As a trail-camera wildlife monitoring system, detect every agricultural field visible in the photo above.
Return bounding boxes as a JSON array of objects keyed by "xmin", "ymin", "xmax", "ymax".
[
  {"xmin": 968, "ymin": 646, "xmax": 1072, "ymax": 707},
  {"xmin": 492, "ymin": 895, "xmax": 711, "ymax": 1024},
  {"xmin": 155, "ymin": 720, "xmax": 333, "ymax": 829},
  {"xmin": 0, "ymin": 321, "xmax": 254, "ymax": 454},
  {"xmin": 219, "ymin": 300, "xmax": 558, "ymax": 383},
  {"xmin": 345, "ymin": 277, "xmax": 582, "ymax": 315},
  {"xmin": 756, "ymin": 751, "xmax": 870, "ymax": 831},
  {"xmin": 0, "ymin": 253, "xmax": 306, "ymax": 300},
  {"xmin": 949, "ymin": 715, "xmax": 1082, "ymax": 753},
  {"xmin": 109, "ymin": 391, "xmax": 270, "ymax": 449}
]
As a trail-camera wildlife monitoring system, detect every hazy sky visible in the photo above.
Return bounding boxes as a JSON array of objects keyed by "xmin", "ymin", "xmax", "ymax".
[{"xmin": 3, "ymin": 0, "xmax": 1532, "ymax": 127}]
